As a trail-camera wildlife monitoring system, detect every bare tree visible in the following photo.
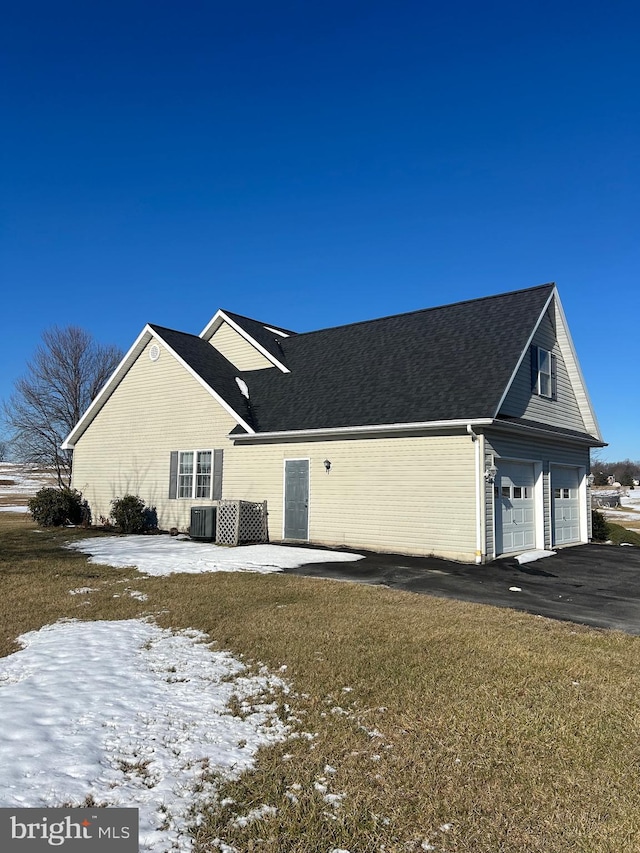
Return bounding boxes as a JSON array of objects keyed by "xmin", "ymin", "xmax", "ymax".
[
  {"xmin": 3, "ymin": 326, "xmax": 123, "ymax": 486},
  {"xmin": 0, "ymin": 438, "xmax": 8, "ymax": 462}
]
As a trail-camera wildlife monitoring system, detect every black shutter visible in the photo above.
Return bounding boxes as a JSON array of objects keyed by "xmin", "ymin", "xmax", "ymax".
[
  {"xmin": 531, "ymin": 345, "xmax": 539, "ymax": 394},
  {"xmin": 551, "ymin": 353, "xmax": 558, "ymax": 401},
  {"xmin": 169, "ymin": 451, "xmax": 178, "ymax": 499},
  {"xmin": 213, "ymin": 449, "xmax": 223, "ymax": 500}
]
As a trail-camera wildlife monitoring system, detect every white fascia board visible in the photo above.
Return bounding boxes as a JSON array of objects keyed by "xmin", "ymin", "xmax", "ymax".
[
  {"xmin": 200, "ymin": 310, "xmax": 290, "ymax": 373},
  {"xmin": 199, "ymin": 309, "xmax": 226, "ymax": 340},
  {"xmin": 229, "ymin": 418, "xmax": 494, "ymax": 442},
  {"xmin": 552, "ymin": 292, "xmax": 603, "ymax": 440},
  {"xmin": 492, "ymin": 287, "xmax": 556, "ymax": 417},
  {"xmin": 61, "ymin": 325, "xmax": 154, "ymax": 449},
  {"xmin": 264, "ymin": 325, "xmax": 290, "ymax": 337}
]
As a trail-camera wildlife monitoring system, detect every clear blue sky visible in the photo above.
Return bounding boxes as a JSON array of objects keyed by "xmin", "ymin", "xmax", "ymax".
[{"xmin": 1, "ymin": 1, "xmax": 638, "ymax": 460}]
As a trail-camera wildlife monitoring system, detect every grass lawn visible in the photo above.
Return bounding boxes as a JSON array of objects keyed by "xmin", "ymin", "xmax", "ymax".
[{"xmin": 2, "ymin": 513, "xmax": 640, "ymax": 852}]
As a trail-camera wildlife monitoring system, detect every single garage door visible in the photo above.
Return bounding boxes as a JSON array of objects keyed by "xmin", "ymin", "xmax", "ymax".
[
  {"xmin": 496, "ymin": 461, "xmax": 536, "ymax": 554},
  {"xmin": 552, "ymin": 467, "xmax": 581, "ymax": 546}
]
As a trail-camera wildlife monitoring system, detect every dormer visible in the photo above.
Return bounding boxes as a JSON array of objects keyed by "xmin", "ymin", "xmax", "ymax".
[{"xmin": 200, "ymin": 309, "xmax": 293, "ymax": 373}]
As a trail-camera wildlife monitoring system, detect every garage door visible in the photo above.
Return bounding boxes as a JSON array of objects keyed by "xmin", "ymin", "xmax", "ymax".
[
  {"xmin": 496, "ymin": 461, "xmax": 536, "ymax": 554},
  {"xmin": 552, "ymin": 467, "xmax": 581, "ymax": 546}
]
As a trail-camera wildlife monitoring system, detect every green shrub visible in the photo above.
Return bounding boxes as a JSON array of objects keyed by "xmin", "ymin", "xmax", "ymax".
[
  {"xmin": 28, "ymin": 487, "xmax": 91, "ymax": 527},
  {"xmin": 110, "ymin": 494, "xmax": 156, "ymax": 534},
  {"xmin": 591, "ymin": 509, "xmax": 610, "ymax": 542}
]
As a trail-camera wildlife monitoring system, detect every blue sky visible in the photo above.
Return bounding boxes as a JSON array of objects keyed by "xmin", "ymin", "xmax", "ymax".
[{"xmin": 1, "ymin": 0, "xmax": 638, "ymax": 460}]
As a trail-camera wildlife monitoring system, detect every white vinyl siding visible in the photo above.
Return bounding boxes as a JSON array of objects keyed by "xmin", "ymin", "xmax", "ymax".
[
  {"xmin": 224, "ymin": 433, "xmax": 478, "ymax": 561},
  {"xmin": 209, "ymin": 322, "xmax": 274, "ymax": 370}
]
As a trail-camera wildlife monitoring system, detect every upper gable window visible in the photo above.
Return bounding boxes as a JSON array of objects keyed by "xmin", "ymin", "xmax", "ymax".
[
  {"xmin": 532, "ymin": 346, "xmax": 557, "ymax": 400},
  {"xmin": 538, "ymin": 348, "xmax": 552, "ymax": 397}
]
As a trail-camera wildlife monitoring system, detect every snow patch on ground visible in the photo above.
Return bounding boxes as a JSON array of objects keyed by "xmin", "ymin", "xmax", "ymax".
[
  {"xmin": 0, "ymin": 619, "xmax": 289, "ymax": 852},
  {"xmin": 66, "ymin": 535, "xmax": 364, "ymax": 576},
  {"xmin": 515, "ymin": 549, "xmax": 556, "ymax": 564}
]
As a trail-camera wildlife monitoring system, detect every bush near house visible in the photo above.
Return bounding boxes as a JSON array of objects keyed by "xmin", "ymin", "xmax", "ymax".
[
  {"xmin": 28, "ymin": 487, "xmax": 91, "ymax": 527},
  {"xmin": 591, "ymin": 509, "xmax": 610, "ymax": 542},
  {"xmin": 110, "ymin": 494, "xmax": 157, "ymax": 534}
]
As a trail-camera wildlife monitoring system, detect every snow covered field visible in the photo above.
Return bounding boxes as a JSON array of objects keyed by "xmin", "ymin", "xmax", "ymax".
[
  {"xmin": 0, "ymin": 461, "xmax": 56, "ymax": 509},
  {"xmin": 594, "ymin": 487, "xmax": 640, "ymax": 530},
  {"xmin": 0, "ymin": 467, "xmax": 364, "ymax": 850}
]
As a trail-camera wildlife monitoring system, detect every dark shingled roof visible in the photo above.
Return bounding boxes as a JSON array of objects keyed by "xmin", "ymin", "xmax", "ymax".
[
  {"xmin": 154, "ymin": 284, "xmax": 567, "ymax": 435},
  {"xmin": 236, "ymin": 283, "xmax": 556, "ymax": 432}
]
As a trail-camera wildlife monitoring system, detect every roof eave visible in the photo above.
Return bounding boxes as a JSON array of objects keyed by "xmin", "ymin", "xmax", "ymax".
[
  {"xmin": 491, "ymin": 418, "xmax": 606, "ymax": 447},
  {"xmin": 229, "ymin": 415, "xmax": 606, "ymax": 447},
  {"xmin": 229, "ymin": 418, "xmax": 495, "ymax": 442}
]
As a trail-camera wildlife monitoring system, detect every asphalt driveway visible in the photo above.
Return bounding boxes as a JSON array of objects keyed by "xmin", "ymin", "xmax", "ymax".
[{"xmin": 284, "ymin": 544, "xmax": 640, "ymax": 635}]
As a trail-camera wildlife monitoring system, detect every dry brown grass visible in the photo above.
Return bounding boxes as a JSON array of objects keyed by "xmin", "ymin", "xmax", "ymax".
[
  {"xmin": 3, "ymin": 513, "xmax": 640, "ymax": 851},
  {"xmin": 0, "ymin": 515, "xmax": 147, "ymax": 656}
]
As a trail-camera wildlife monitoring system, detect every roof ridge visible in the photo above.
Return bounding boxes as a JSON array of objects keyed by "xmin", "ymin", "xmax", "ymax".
[
  {"xmin": 148, "ymin": 322, "xmax": 199, "ymax": 337},
  {"xmin": 220, "ymin": 309, "xmax": 297, "ymax": 336},
  {"xmin": 287, "ymin": 282, "xmax": 556, "ymax": 339}
]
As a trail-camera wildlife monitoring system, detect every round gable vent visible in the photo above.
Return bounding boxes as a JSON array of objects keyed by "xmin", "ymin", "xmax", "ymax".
[{"xmin": 149, "ymin": 344, "xmax": 161, "ymax": 362}]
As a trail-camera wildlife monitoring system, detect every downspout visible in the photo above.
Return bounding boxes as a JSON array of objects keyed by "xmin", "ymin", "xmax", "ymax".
[{"xmin": 467, "ymin": 424, "xmax": 483, "ymax": 564}]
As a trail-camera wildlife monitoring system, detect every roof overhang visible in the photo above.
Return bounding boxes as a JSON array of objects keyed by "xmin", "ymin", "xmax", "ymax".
[
  {"xmin": 229, "ymin": 416, "xmax": 605, "ymax": 447},
  {"xmin": 229, "ymin": 418, "xmax": 495, "ymax": 443},
  {"xmin": 489, "ymin": 418, "xmax": 606, "ymax": 448}
]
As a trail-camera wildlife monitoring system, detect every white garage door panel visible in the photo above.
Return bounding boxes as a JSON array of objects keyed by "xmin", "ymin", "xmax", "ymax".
[
  {"xmin": 497, "ymin": 462, "xmax": 536, "ymax": 554},
  {"xmin": 552, "ymin": 467, "xmax": 581, "ymax": 546}
]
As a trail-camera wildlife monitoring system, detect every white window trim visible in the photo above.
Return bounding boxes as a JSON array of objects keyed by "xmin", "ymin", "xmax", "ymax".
[
  {"xmin": 537, "ymin": 347, "xmax": 553, "ymax": 398},
  {"xmin": 177, "ymin": 449, "xmax": 214, "ymax": 500}
]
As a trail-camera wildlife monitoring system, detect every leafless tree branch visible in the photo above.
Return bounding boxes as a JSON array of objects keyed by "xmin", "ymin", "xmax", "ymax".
[{"xmin": 3, "ymin": 326, "xmax": 123, "ymax": 486}]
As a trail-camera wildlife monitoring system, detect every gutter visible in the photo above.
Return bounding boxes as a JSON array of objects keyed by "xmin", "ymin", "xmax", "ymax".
[{"xmin": 229, "ymin": 418, "xmax": 494, "ymax": 442}]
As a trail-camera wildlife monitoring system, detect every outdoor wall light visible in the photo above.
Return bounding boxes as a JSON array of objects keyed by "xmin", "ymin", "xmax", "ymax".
[
  {"xmin": 484, "ymin": 463, "xmax": 498, "ymax": 483},
  {"xmin": 324, "ymin": 459, "xmax": 331, "ymax": 473},
  {"xmin": 587, "ymin": 473, "xmax": 595, "ymax": 486}
]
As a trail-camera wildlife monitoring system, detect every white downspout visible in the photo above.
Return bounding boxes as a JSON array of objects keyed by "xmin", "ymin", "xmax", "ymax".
[{"xmin": 467, "ymin": 424, "xmax": 483, "ymax": 564}]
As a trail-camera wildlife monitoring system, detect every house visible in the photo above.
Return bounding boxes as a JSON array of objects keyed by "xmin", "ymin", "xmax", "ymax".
[{"xmin": 62, "ymin": 282, "xmax": 605, "ymax": 563}]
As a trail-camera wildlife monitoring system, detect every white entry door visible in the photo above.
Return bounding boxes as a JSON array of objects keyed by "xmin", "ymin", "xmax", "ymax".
[
  {"xmin": 552, "ymin": 467, "xmax": 581, "ymax": 546},
  {"xmin": 496, "ymin": 461, "xmax": 536, "ymax": 554}
]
